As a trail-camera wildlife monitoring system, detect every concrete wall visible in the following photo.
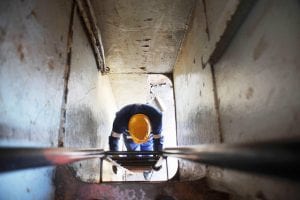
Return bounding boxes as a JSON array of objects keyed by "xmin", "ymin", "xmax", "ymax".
[
  {"xmin": 0, "ymin": 0, "xmax": 71, "ymax": 199},
  {"xmin": 0, "ymin": 0, "xmax": 70, "ymax": 147},
  {"xmin": 174, "ymin": 0, "xmax": 300, "ymax": 199},
  {"xmin": 173, "ymin": 0, "xmax": 231, "ymax": 180},
  {"xmin": 208, "ymin": 0, "xmax": 300, "ymax": 199},
  {"xmin": 215, "ymin": 0, "xmax": 300, "ymax": 143},
  {"xmin": 64, "ymin": 9, "xmax": 116, "ymax": 183},
  {"xmin": 0, "ymin": 0, "xmax": 116, "ymax": 197},
  {"xmin": 91, "ymin": 0, "xmax": 195, "ymax": 74}
]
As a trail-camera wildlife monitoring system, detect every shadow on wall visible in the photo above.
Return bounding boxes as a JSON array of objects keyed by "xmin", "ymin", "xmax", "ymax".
[
  {"xmin": 65, "ymin": 105, "xmax": 104, "ymax": 183},
  {"xmin": 66, "ymin": 105, "xmax": 99, "ymax": 148}
]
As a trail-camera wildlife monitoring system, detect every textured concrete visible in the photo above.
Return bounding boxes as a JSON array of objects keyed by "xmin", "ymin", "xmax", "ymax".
[
  {"xmin": 1, "ymin": 0, "xmax": 299, "ymax": 199},
  {"xmin": 173, "ymin": 0, "xmax": 229, "ymax": 180},
  {"xmin": 64, "ymin": 9, "xmax": 117, "ymax": 183},
  {"xmin": 55, "ymin": 166, "xmax": 229, "ymax": 200},
  {"xmin": 201, "ymin": 0, "xmax": 240, "ymax": 64},
  {"xmin": 109, "ymin": 74, "xmax": 150, "ymax": 109},
  {"xmin": 173, "ymin": 0, "xmax": 300, "ymax": 198},
  {"xmin": 91, "ymin": 0, "xmax": 195, "ymax": 74},
  {"xmin": 0, "ymin": 0, "xmax": 71, "ymax": 199},
  {"xmin": 215, "ymin": 0, "xmax": 300, "ymax": 143},
  {"xmin": 207, "ymin": 0, "xmax": 300, "ymax": 199},
  {"xmin": 0, "ymin": 0, "xmax": 70, "ymax": 146}
]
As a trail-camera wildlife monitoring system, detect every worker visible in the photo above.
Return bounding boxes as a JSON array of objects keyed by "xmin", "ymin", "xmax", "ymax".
[
  {"xmin": 109, "ymin": 103, "xmax": 164, "ymax": 152},
  {"xmin": 109, "ymin": 103, "xmax": 164, "ymax": 180}
]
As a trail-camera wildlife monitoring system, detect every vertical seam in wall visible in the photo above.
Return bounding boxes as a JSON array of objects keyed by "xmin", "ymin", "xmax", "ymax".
[
  {"xmin": 173, "ymin": 0, "xmax": 196, "ymax": 71},
  {"xmin": 211, "ymin": 64, "xmax": 223, "ymax": 143},
  {"xmin": 173, "ymin": 0, "xmax": 197, "ymax": 147},
  {"xmin": 58, "ymin": 1, "xmax": 76, "ymax": 147},
  {"xmin": 202, "ymin": 0, "xmax": 210, "ymax": 41},
  {"xmin": 207, "ymin": 1, "xmax": 257, "ymax": 143},
  {"xmin": 208, "ymin": 0, "xmax": 257, "ymax": 65}
]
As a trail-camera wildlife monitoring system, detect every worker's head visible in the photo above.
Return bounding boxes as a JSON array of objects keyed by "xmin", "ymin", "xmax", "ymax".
[{"xmin": 128, "ymin": 114, "xmax": 151, "ymax": 144}]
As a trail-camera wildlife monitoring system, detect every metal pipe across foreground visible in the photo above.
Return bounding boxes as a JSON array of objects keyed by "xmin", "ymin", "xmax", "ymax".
[
  {"xmin": 0, "ymin": 148, "xmax": 105, "ymax": 172},
  {"xmin": 0, "ymin": 139, "xmax": 299, "ymax": 181},
  {"xmin": 163, "ymin": 140, "xmax": 300, "ymax": 180}
]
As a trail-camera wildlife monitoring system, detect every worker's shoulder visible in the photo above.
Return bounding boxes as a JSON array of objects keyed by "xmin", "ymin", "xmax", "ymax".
[
  {"xmin": 140, "ymin": 104, "xmax": 162, "ymax": 116},
  {"xmin": 118, "ymin": 103, "xmax": 161, "ymax": 115}
]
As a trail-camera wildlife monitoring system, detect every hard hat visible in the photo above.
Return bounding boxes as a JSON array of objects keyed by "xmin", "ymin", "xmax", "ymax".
[{"xmin": 128, "ymin": 114, "xmax": 151, "ymax": 144}]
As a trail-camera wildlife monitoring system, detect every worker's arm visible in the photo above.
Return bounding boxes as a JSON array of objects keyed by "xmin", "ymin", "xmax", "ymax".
[
  {"xmin": 151, "ymin": 109, "xmax": 163, "ymax": 151},
  {"xmin": 153, "ymin": 134, "xmax": 164, "ymax": 151},
  {"xmin": 109, "ymin": 109, "xmax": 128, "ymax": 151},
  {"xmin": 145, "ymin": 105, "xmax": 163, "ymax": 151},
  {"xmin": 109, "ymin": 132, "xmax": 121, "ymax": 151}
]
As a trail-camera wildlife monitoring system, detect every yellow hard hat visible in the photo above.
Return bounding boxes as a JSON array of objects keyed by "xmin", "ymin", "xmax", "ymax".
[{"xmin": 128, "ymin": 114, "xmax": 151, "ymax": 144}]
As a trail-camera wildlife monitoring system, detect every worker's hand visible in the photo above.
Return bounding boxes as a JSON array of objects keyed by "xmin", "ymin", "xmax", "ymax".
[
  {"xmin": 112, "ymin": 165, "xmax": 118, "ymax": 174},
  {"xmin": 152, "ymin": 164, "xmax": 162, "ymax": 171},
  {"xmin": 153, "ymin": 136, "xmax": 164, "ymax": 151}
]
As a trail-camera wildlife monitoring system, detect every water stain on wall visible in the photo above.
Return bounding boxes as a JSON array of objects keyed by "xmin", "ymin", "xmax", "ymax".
[
  {"xmin": 66, "ymin": 105, "xmax": 98, "ymax": 147},
  {"xmin": 253, "ymin": 35, "xmax": 268, "ymax": 61},
  {"xmin": 0, "ymin": 27, "xmax": 6, "ymax": 44},
  {"xmin": 48, "ymin": 59, "xmax": 54, "ymax": 70},
  {"xmin": 246, "ymin": 87, "xmax": 254, "ymax": 100},
  {"xmin": 26, "ymin": 10, "xmax": 37, "ymax": 20},
  {"xmin": 17, "ymin": 43, "xmax": 25, "ymax": 62}
]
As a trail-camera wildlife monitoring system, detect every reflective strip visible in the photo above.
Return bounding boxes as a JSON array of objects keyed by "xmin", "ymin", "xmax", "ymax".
[
  {"xmin": 153, "ymin": 134, "xmax": 161, "ymax": 139},
  {"xmin": 126, "ymin": 135, "xmax": 132, "ymax": 139},
  {"xmin": 111, "ymin": 131, "xmax": 121, "ymax": 138}
]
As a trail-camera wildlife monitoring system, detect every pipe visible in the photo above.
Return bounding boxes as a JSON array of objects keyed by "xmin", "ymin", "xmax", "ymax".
[
  {"xmin": 1, "ymin": 140, "xmax": 299, "ymax": 181},
  {"xmin": 163, "ymin": 140, "xmax": 300, "ymax": 180},
  {"xmin": 0, "ymin": 147, "xmax": 104, "ymax": 172}
]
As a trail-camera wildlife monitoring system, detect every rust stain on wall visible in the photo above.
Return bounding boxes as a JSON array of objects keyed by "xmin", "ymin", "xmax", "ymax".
[
  {"xmin": 17, "ymin": 43, "xmax": 25, "ymax": 62},
  {"xmin": 26, "ymin": 10, "xmax": 37, "ymax": 20},
  {"xmin": 48, "ymin": 59, "xmax": 54, "ymax": 70},
  {"xmin": 246, "ymin": 87, "xmax": 254, "ymax": 100}
]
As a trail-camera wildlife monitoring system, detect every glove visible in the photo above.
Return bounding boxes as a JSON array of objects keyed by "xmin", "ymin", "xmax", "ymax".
[
  {"xmin": 112, "ymin": 165, "xmax": 118, "ymax": 174},
  {"xmin": 152, "ymin": 164, "xmax": 162, "ymax": 171},
  {"xmin": 153, "ymin": 136, "xmax": 164, "ymax": 151},
  {"xmin": 109, "ymin": 136, "xmax": 120, "ymax": 151}
]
